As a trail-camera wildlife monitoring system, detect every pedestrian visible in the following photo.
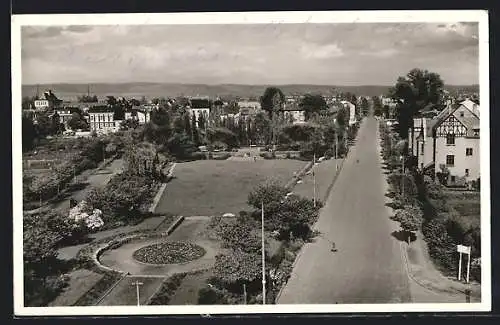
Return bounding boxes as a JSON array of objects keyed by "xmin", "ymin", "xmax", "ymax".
[{"xmin": 331, "ymin": 242, "xmax": 336, "ymax": 252}]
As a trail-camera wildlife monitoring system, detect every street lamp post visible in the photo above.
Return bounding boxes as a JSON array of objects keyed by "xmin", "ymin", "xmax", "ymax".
[
  {"xmin": 400, "ymin": 155, "xmax": 405, "ymax": 198},
  {"xmin": 313, "ymin": 152, "xmax": 316, "ymax": 207},
  {"xmin": 261, "ymin": 200, "xmax": 266, "ymax": 304}
]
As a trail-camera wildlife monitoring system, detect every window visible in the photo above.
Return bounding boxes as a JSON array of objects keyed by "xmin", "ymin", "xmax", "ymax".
[
  {"xmin": 446, "ymin": 133, "xmax": 455, "ymax": 145},
  {"xmin": 473, "ymin": 129, "xmax": 479, "ymax": 136},
  {"xmin": 420, "ymin": 163, "xmax": 424, "ymax": 169},
  {"xmin": 465, "ymin": 169, "xmax": 470, "ymax": 177},
  {"xmin": 460, "ymin": 111, "xmax": 464, "ymax": 117},
  {"xmin": 420, "ymin": 143, "xmax": 424, "ymax": 155},
  {"xmin": 451, "ymin": 176, "xmax": 456, "ymax": 183},
  {"xmin": 446, "ymin": 155, "xmax": 455, "ymax": 166},
  {"xmin": 466, "ymin": 148, "xmax": 473, "ymax": 156}
]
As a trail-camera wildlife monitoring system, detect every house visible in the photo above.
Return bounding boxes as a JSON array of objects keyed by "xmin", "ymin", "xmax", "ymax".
[
  {"xmin": 33, "ymin": 99, "xmax": 50, "ymax": 110},
  {"xmin": 340, "ymin": 100, "xmax": 357, "ymax": 126},
  {"xmin": 459, "ymin": 98, "xmax": 480, "ymax": 117},
  {"xmin": 88, "ymin": 106, "xmax": 121, "ymax": 134},
  {"xmin": 283, "ymin": 104, "xmax": 306, "ymax": 124},
  {"xmin": 51, "ymin": 108, "xmax": 78, "ymax": 128},
  {"xmin": 188, "ymin": 97, "xmax": 211, "ymax": 127},
  {"xmin": 409, "ymin": 101, "xmax": 480, "ymax": 187},
  {"xmin": 124, "ymin": 108, "xmax": 151, "ymax": 124},
  {"xmin": 238, "ymin": 100, "xmax": 261, "ymax": 111}
]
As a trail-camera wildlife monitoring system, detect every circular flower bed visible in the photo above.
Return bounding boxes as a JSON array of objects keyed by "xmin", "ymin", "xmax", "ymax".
[{"xmin": 132, "ymin": 241, "xmax": 206, "ymax": 264}]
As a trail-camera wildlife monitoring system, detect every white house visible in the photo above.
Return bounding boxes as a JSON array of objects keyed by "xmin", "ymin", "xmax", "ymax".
[
  {"xmin": 283, "ymin": 105, "xmax": 306, "ymax": 124},
  {"xmin": 124, "ymin": 109, "xmax": 151, "ymax": 124},
  {"xmin": 34, "ymin": 99, "xmax": 50, "ymax": 110},
  {"xmin": 340, "ymin": 100, "xmax": 357, "ymax": 126},
  {"xmin": 188, "ymin": 97, "xmax": 211, "ymax": 127},
  {"xmin": 88, "ymin": 106, "xmax": 121, "ymax": 134}
]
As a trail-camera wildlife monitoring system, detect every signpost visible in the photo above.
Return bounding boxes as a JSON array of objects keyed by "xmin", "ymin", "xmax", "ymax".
[
  {"xmin": 457, "ymin": 244, "xmax": 471, "ymax": 283},
  {"xmin": 131, "ymin": 280, "xmax": 144, "ymax": 306}
]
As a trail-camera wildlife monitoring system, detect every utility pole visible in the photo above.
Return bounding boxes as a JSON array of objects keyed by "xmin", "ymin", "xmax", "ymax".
[
  {"xmin": 401, "ymin": 155, "xmax": 405, "ymax": 198},
  {"xmin": 243, "ymin": 283, "xmax": 247, "ymax": 305},
  {"xmin": 313, "ymin": 152, "xmax": 316, "ymax": 207},
  {"xmin": 261, "ymin": 201, "xmax": 266, "ymax": 305},
  {"xmin": 131, "ymin": 280, "xmax": 143, "ymax": 306}
]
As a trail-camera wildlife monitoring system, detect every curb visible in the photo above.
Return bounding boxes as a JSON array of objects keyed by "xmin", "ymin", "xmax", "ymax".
[
  {"xmin": 149, "ymin": 183, "xmax": 167, "ymax": 213},
  {"xmin": 94, "ymin": 272, "xmax": 129, "ymax": 306},
  {"xmin": 400, "ymin": 242, "xmax": 481, "ymax": 300},
  {"xmin": 163, "ymin": 216, "xmax": 185, "ymax": 236}
]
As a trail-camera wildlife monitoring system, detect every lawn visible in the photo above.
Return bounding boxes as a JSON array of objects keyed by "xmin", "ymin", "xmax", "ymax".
[
  {"xmin": 445, "ymin": 190, "xmax": 481, "ymax": 229},
  {"xmin": 155, "ymin": 159, "xmax": 308, "ymax": 216},
  {"xmin": 48, "ymin": 269, "xmax": 104, "ymax": 306}
]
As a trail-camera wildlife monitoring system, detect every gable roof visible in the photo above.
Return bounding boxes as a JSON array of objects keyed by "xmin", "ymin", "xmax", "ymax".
[{"xmin": 432, "ymin": 103, "xmax": 479, "ymax": 137}]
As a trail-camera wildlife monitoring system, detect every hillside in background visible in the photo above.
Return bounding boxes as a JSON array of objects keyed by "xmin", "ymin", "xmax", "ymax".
[{"xmin": 21, "ymin": 83, "xmax": 480, "ymax": 101}]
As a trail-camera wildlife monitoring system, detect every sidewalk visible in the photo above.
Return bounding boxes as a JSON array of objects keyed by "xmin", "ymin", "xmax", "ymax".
[
  {"xmin": 292, "ymin": 158, "xmax": 344, "ymax": 202},
  {"xmin": 401, "ymin": 234, "xmax": 481, "ymax": 302}
]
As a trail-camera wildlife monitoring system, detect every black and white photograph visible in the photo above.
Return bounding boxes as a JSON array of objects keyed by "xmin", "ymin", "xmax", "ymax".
[{"xmin": 12, "ymin": 10, "xmax": 490, "ymax": 316}]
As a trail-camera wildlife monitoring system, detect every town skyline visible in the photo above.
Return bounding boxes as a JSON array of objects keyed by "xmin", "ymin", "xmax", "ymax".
[{"xmin": 22, "ymin": 22, "xmax": 479, "ymax": 86}]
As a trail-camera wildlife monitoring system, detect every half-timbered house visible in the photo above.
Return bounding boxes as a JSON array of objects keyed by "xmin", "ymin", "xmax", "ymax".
[{"xmin": 409, "ymin": 99, "xmax": 480, "ymax": 187}]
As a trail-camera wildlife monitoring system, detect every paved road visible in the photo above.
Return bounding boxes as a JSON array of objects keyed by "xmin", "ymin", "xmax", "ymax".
[{"xmin": 278, "ymin": 116, "xmax": 411, "ymax": 304}]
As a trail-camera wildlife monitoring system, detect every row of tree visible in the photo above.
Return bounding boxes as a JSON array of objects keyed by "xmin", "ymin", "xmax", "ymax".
[{"xmin": 208, "ymin": 180, "xmax": 321, "ymax": 304}]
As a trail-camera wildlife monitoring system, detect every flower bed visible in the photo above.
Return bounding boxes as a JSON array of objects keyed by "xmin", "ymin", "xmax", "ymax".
[{"xmin": 132, "ymin": 242, "xmax": 206, "ymax": 265}]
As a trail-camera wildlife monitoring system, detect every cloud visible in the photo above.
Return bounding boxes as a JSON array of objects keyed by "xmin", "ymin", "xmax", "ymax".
[
  {"xmin": 301, "ymin": 43, "xmax": 344, "ymax": 59},
  {"xmin": 21, "ymin": 23, "xmax": 479, "ymax": 85}
]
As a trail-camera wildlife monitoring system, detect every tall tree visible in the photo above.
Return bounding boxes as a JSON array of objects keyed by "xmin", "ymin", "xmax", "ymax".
[
  {"xmin": 299, "ymin": 94, "xmax": 328, "ymax": 120},
  {"xmin": 389, "ymin": 68, "xmax": 444, "ymax": 139}
]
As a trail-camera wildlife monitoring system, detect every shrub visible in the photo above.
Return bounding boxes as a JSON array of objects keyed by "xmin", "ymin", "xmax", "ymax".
[
  {"xmin": 422, "ymin": 218, "xmax": 458, "ymax": 272},
  {"xmin": 198, "ymin": 286, "xmax": 229, "ymax": 305}
]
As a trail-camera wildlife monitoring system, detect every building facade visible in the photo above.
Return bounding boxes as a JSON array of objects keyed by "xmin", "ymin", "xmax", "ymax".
[
  {"xmin": 408, "ymin": 99, "xmax": 480, "ymax": 187},
  {"xmin": 88, "ymin": 107, "xmax": 121, "ymax": 134}
]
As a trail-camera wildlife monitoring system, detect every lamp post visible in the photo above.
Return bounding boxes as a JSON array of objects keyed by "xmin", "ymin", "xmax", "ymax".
[
  {"xmin": 261, "ymin": 200, "xmax": 266, "ymax": 304},
  {"xmin": 313, "ymin": 152, "xmax": 317, "ymax": 207},
  {"xmin": 400, "ymin": 155, "xmax": 405, "ymax": 198}
]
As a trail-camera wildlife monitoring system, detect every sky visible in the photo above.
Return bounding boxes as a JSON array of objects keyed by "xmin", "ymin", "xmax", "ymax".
[{"xmin": 21, "ymin": 22, "xmax": 479, "ymax": 86}]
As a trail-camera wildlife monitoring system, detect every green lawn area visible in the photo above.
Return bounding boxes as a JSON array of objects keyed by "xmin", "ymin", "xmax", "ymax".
[
  {"xmin": 155, "ymin": 159, "xmax": 307, "ymax": 216},
  {"xmin": 445, "ymin": 190, "xmax": 480, "ymax": 229}
]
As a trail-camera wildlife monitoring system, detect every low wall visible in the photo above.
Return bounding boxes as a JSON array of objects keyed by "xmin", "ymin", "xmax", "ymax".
[
  {"xmin": 92, "ymin": 216, "xmax": 186, "ymax": 274},
  {"xmin": 285, "ymin": 161, "xmax": 314, "ymax": 189}
]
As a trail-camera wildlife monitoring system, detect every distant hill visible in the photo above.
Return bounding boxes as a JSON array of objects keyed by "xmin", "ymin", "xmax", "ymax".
[{"xmin": 21, "ymin": 83, "xmax": 479, "ymax": 101}]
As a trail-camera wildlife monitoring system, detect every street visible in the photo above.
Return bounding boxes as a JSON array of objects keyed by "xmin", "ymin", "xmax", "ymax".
[{"xmin": 278, "ymin": 116, "xmax": 412, "ymax": 304}]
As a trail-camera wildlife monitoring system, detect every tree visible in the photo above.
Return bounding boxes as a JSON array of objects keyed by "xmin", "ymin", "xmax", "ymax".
[
  {"xmin": 183, "ymin": 113, "xmax": 192, "ymax": 140},
  {"xmin": 198, "ymin": 112, "xmax": 207, "ymax": 132},
  {"xmin": 360, "ymin": 97, "xmax": 369, "ymax": 116},
  {"xmin": 225, "ymin": 101, "xmax": 240, "ymax": 114},
  {"xmin": 166, "ymin": 133, "xmax": 197, "ymax": 159},
  {"xmin": 299, "ymin": 94, "xmax": 327, "ymax": 120},
  {"xmin": 394, "ymin": 205, "xmax": 423, "ymax": 244},
  {"xmin": 191, "ymin": 113, "xmax": 200, "ymax": 146},
  {"xmin": 260, "ymin": 87, "xmax": 285, "ymax": 119},
  {"xmin": 252, "ymin": 112, "xmax": 272, "ymax": 145},
  {"xmin": 214, "ymin": 250, "xmax": 261, "ymax": 284},
  {"xmin": 207, "ymin": 127, "xmax": 239, "ymax": 149},
  {"xmin": 247, "ymin": 180, "xmax": 289, "ymax": 210},
  {"xmin": 120, "ymin": 118, "xmax": 140, "ymax": 130},
  {"xmin": 67, "ymin": 112, "xmax": 89, "ymax": 130},
  {"xmin": 22, "ymin": 116, "xmax": 37, "ymax": 151},
  {"xmin": 389, "ymin": 68, "xmax": 444, "ymax": 138}
]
